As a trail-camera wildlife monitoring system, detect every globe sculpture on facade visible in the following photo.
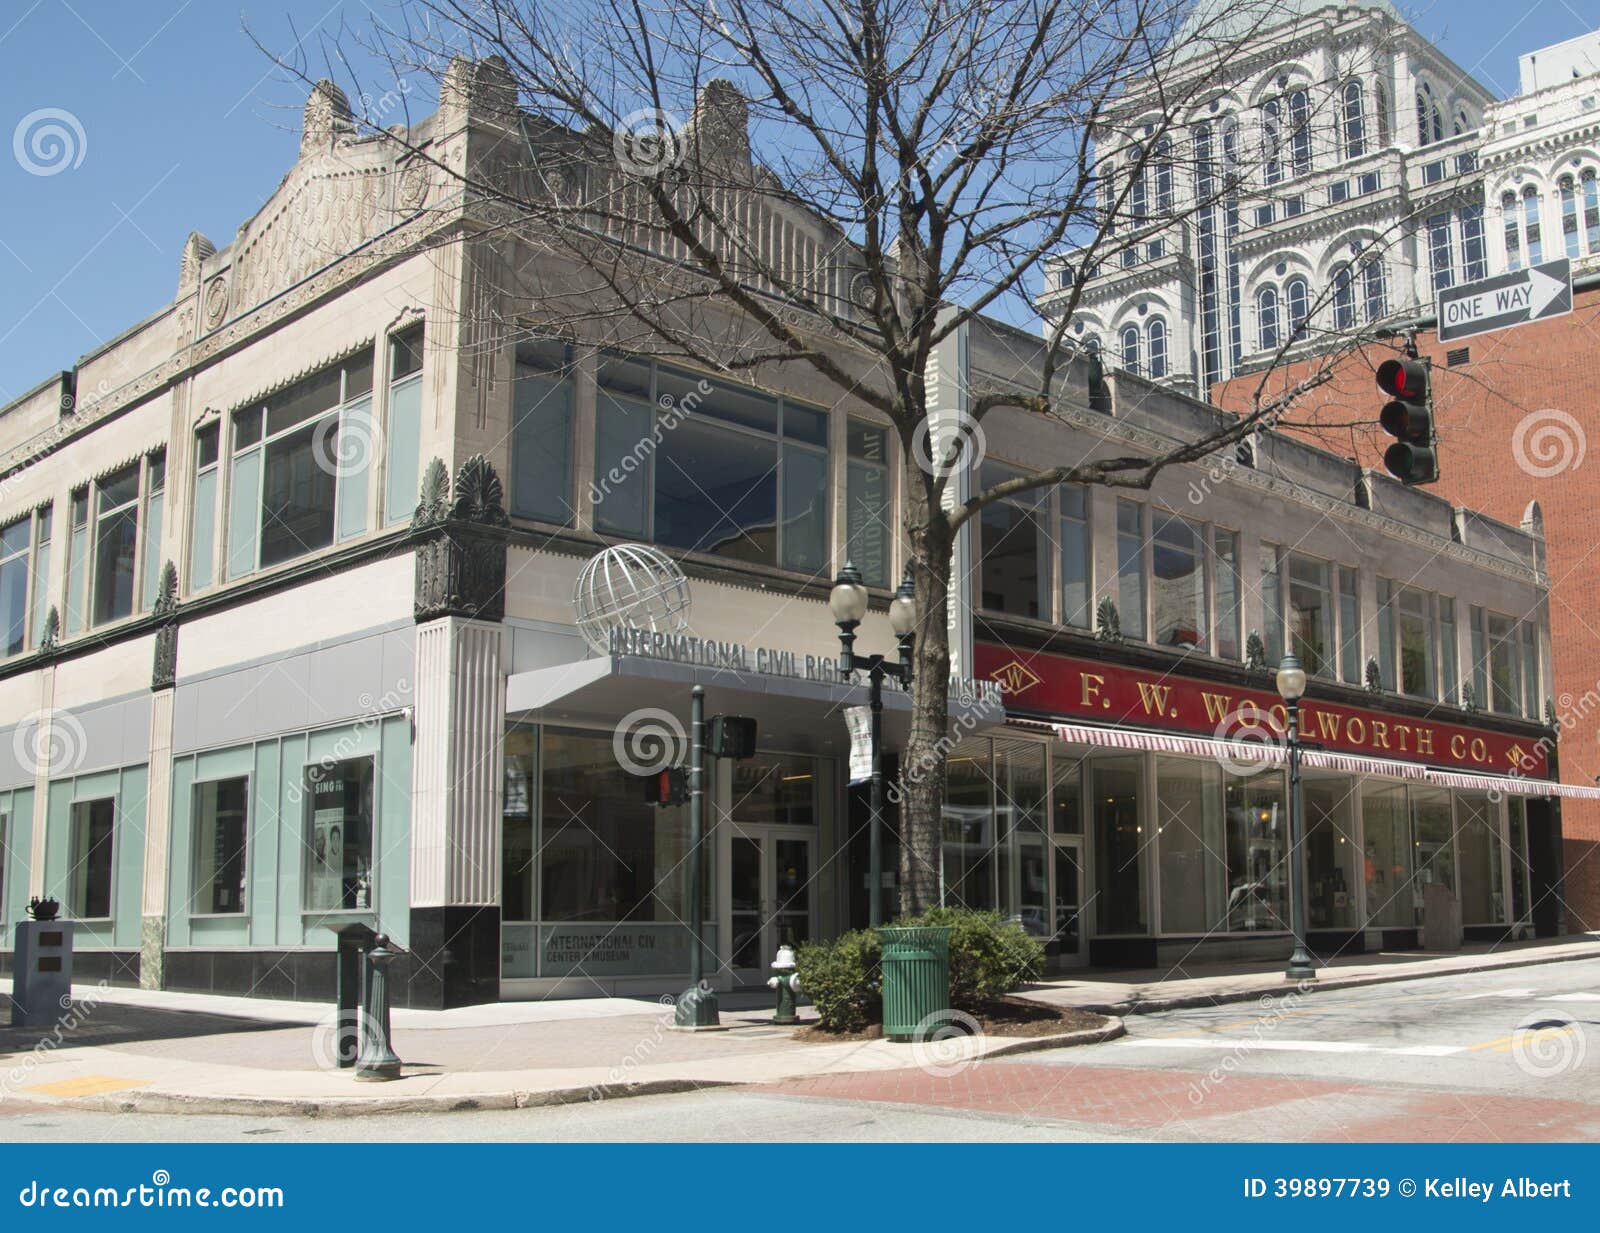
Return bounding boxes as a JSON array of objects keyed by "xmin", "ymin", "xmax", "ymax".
[{"xmin": 573, "ymin": 543, "xmax": 693, "ymax": 655}]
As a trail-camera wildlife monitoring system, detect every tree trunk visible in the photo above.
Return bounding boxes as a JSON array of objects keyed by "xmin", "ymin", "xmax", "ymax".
[{"xmin": 899, "ymin": 470, "xmax": 955, "ymax": 918}]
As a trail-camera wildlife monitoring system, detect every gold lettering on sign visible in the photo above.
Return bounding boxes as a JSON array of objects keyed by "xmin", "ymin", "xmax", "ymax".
[
  {"xmin": 1081, "ymin": 673, "xmax": 1106, "ymax": 708},
  {"xmin": 1200, "ymin": 692, "xmax": 1233, "ymax": 724},
  {"xmin": 1135, "ymin": 682, "xmax": 1173, "ymax": 717},
  {"xmin": 1392, "ymin": 724, "xmax": 1411, "ymax": 752},
  {"xmin": 1371, "ymin": 721, "xmax": 1391, "ymax": 750},
  {"xmin": 1268, "ymin": 704, "xmax": 1288, "ymax": 735},
  {"xmin": 1346, "ymin": 717, "xmax": 1366, "ymax": 743},
  {"xmin": 1416, "ymin": 729, "xmax": 1434, "ymax": 756},
  {"xmin": 1450, "ymin": 734, "xmax": 1467, "ymax": 759},
  {"xmin": 1313, "ymin": 711, "xmax": 1343, "ymax": 742},
  {"xmin": 1471, "ymin": 737, "xmax": 1487, "ymax": 763}
]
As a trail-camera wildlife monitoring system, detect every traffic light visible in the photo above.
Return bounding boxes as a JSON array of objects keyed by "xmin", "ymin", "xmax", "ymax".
[
  {"xmin": 642, "ymin": 766, "xmax": 687, "ymax": 807},
  {"xmin": 1376, "ymin": 356, "xmax": 1437, "ymax": 485},
  {"xmin": 707, "ymin": 715, "xmax": 758, "ymax": 760}
]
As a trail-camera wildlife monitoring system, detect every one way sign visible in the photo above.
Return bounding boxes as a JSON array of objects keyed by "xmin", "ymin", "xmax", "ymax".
[{"xmin": 1437, "ymin": 258, "xmax": 1572, "ymax": 342}]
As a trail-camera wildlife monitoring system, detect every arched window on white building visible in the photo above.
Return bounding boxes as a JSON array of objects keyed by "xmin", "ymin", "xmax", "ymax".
[
  {"xmin": 1288, "ymin": 89, "xmax": 1311, "ymax": 176},
  {"xmin": 1584, "ymin": 170, "xmax": 1600, "ymax": 252},
  {"xmin": 1147, "ymin": 318, "xmax": 1168, "ymax": 379},
  {"xmin": 1256, "ymin": 285, "xmax": 1280, "ymax": 352},
  {"xmin": 1285, "ymin": 276, "xmax": 1309, "ymax": 339},
  {"xmin": 1454, "ymin": 107, "xmax": 1471, "ymax": 136},
  {"xmin": 1129, "ymin": 143, "xmax": 1147, "ymax": 222},
  {"xmin": 1120, "ymin": 323, "xmax": 1141, "ymax": 374},
  {"xmin": 1262, "ymin": 98, "xmax": 1282, "ymax": 186},
  {"xmin": 1341, "ymin": 80, "xmax": 1366, "ymax": 160},
  {"xmin": 1331, "ymin": 264, "xmax": 1355, "ymax": 330},
  {"xmin": 1154, "ymin": 138, "xmax": 1174, "ymax": 214},
  {"xmin": 1502, "ymin": 189, "xmax": 1523, "ymax": 270},
  {"xmin": 1416, "ymin": 82, "xmax": 1443, "ymax": 146},
  {"xmin": 1523, "ymin": 185, "xmax": 1544, "ymax": 265},
  {"xmin": 1361, "ymin": 260, "xmax": 1387, "ymax": 322},
  {"xmin": 1561, "ymin": 175, "xmax": 1582, "ymax": 257}
]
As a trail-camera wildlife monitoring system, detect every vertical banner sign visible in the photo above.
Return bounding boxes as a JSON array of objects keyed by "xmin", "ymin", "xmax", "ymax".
[{"xmin": 845, "ymin": 705, "xmax": 873, "ymax": 784}]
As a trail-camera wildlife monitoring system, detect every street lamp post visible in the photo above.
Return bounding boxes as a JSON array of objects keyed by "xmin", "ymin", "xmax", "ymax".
[
  {"xmin": 1275, "ymin": 652, "xmax": 1317, "ymax": 982},
  {"xmin": 830, "ymin": 562, "xmax": 917, "ymax": 928}
]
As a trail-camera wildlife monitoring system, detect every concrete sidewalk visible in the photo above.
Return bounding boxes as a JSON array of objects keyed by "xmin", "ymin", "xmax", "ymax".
[
  {"xmin": 2, "ymin": 935, "xmax": 1596, "ymax": 1118},
  {"xmin": 1023, "ymin": 934, "xmax": 1600, "ymax": 1014}
]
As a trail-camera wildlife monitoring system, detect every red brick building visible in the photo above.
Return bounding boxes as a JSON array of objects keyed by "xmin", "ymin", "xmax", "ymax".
[{"xmin": 1214, "ymin": 280, "xmax": 1600, "ymax": 933}]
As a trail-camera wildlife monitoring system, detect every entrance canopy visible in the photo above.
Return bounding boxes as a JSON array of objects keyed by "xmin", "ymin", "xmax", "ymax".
[
  {"xmin": 507, "ymin": 653, "xmax": 1005, "ymax": 756},
  {"xmin": 1043, "ymin": 719, "xmax": 1600, "ymax": 799}
]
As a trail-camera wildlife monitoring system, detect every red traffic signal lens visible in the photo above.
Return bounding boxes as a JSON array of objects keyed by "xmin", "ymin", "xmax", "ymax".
[{"xmin": 1376, "ymin": 357, "xmax": 1427, "ymax": 400}]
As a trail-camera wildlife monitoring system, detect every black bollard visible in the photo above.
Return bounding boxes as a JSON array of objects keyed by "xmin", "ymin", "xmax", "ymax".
[{"xmin": 354, "ymin": 934, "xmax": 403, "ymax": 1081}]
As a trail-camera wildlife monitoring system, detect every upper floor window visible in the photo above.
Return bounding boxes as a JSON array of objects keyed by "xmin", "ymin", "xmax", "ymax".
[
  {"xmin": 384, "ymin": 326, "xmax": 424, "ymax": 526},
  {"xmin": 140, "ymin": 451, "xmax": 166, "ymax": 612},
  {"xmin": 1256, "ymin": 284, "xmax": 1280, "ymax": 352},
  {"xmin": 1376, "ymin": 580, "xmax": 1452, "ymax": 700},
  {"xmin": 1460, "ymin": 204, "xmax": 1487, "ymax": 281},
  {"xmin": 1416, "ymin": 83, "xmax": 1443, "ymax": 147},
  {"xmin": 0, "ymin": 516, "xmax": 29, "ymax": 656},
  {"xmin": 1331, "ymin": 263, "xmax": 1355, "ymax": 330},
  {"xmin": 977, "ymin": 462, "xmax": 1048, "ymax": 620},
  {"xmin": 1150, "ymin": 510, "xmax": 1207, "ymax": 651},
  {"xmin": 1061, "ymin": 485, "xmax": 1091, "ymax": 629},
  {"xmin": 510, "ymin": 338, "xmax": 577, "ymax": 526},
  {"xmin": 1523, "ymin": 186, "xmax": 1544, "ymax": 265},
  {"xmin": 1471, "ymin": 606, "xmax": 1538, "ymax": 718},
  {"xmin": 1129, "ymin": 144, "xmax": 1148, "ymax": 222},
  {"xmin": 1120, "ymin": 324, "xmax": 1141, "ymax": 373},
  {"xmin": 91, "ymin": 463, "xmax": 141, "ymax": 625},
  {"xmin": 1285, "ymin": 276, "xmax": 1309, "ymax": 340},
  {"xmin": 1261, "ymin": 99, "xmax": 1282, "ymax": 187},
  {"xmin": 594, "ymin": 357, "xmax": 832, "ymax": 574},
  {"xmin": 1153, "ymin": 139, "xmax": 1174, "ymax": 214},
  {"xmin": 1288, "ymin": 89, "xmax": 1311, "ymax": 176},
  {"xmin": 1428, "ymin": 212, "xmax": 1455, "ymax": 292},
  {"xmin": 1360, "ymin": 259, "xmax": 1387, "ymax": 322},
  {"xmin": 1117, "ymin": 501, "xmax": 1234, "ymax": 655},
  {"xmin": 1341, "ymin": 80, "xmax": 1367, "ymax": 160},
  {"xmin": 29, "ymin": 504, "xmax": 51, "ymax": 649},
  {"xmin": 1584, "ymin": 170, "xmax": 1600, "ymax": 252},
  {"xmin": 1285, "ymin": 553, "xmax": 1336, "ymax": 679},
  {"xmin": 189, "ymin": 423, "xmax": 220, "ymax": 591},
  {"xmin": 1261, "ymin": 551, "xmax": 1360, "ymax": 683},
  {"xmin": 226, "ymin": 351, "xmax": 373, "ymax": 580},
  {"xmin": 1502, "ymin": 190, "xmax": 1523, "ymax": 270},
  {"xmin": 1147, "ymin": 317, "xmax": 1168, "ymax": 379}
]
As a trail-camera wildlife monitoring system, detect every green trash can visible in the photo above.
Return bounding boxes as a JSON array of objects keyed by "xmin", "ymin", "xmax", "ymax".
[{"xmin": 879, "ymin": 925, "xmax": 952, "ymax": 1042}]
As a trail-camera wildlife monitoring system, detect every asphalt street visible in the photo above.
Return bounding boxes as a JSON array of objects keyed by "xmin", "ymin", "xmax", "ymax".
[{"xmin": 4, "ymin": 955, "xmax": 1598, "ymax": 1142}]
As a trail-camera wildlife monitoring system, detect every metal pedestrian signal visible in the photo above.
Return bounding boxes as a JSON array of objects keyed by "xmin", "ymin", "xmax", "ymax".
[{"xmin": 1376, "ymin": 357, "xmax": 1437, "ymax": 485}]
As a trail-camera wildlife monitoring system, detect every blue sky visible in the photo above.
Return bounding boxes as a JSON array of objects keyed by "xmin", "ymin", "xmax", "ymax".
[{"xmin": 0, "ymin": 0, "xmax": 1595, "ymax": 405}]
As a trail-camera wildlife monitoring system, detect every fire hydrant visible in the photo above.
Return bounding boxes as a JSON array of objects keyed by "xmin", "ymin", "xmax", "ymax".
[{"xmin": 767, "ymin": 944, "xmax": 801, "ymax": 1025}]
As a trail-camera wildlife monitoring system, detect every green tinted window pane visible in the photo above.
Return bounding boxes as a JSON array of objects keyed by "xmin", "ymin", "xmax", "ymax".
[
  {"xmin": 780, "ymin": 446, "xmax": 829, "ymax": 572},
  {"xmin": 226, "ymin": 449, "xmax": 261, "ymax": 579},
  {"xmin": 30, "ymin": 542, "xmax": 51, "ymax": 645},
  {"xmin": 509, "ymin": 372, "xmax": 574, "ymax": 524},
  {"xmin": 337, "ymin": 395, "xmax": 372, "ymax": 541},
  {"xmin": 189, "ymin": 469, "xmax": 216, "ymax": 591},
  {"xmin": 383, "ymin": 378, "xmax": 423, "ymax": 527},
  {"xmin": 594, "ymin": 390, "xmax": 651, "ymax": 538},
  {"xmin": 140, "ymin": 491, "xmax": 164, "ymax": 611},
  {"xmin": 66, "ymin": 526, "xmax": 87, "ymax": 633}
]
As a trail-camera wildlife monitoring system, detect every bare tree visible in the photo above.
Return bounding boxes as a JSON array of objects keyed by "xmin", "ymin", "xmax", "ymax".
[{"xmin": 274, "ymin": 0, "xmax": 1429, "ymax": 916}]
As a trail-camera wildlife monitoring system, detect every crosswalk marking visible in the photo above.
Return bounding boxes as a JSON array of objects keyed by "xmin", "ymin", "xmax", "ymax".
[{"xmin": 1123, "ymin": 1037, "xmax": 1468, "ymax": 1057}]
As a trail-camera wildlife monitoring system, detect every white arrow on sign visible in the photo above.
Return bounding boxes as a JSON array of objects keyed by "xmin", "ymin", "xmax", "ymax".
[{"xmin": 1438, "ymin": 260, "xmax": 1572, "ymax": 341}]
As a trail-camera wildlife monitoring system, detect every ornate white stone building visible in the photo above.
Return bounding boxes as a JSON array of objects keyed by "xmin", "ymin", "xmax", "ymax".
[{"xmin": 1039, "ymin": 3, "xmax": 1600, "ymax": 397}]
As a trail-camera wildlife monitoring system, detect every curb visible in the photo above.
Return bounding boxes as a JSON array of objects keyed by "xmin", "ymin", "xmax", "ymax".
[
  {"xmin": 17, "ymin": 1017, "xmax": 1125, "ymax": 1119},
  {"xmin": 1056, "ymin": 946, "xmax": 1600, "ymax": 1017}
]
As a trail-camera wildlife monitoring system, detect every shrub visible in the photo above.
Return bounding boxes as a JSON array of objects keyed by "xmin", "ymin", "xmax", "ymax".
[
  {"xmin": 795, "ymin": 928, "xmax": 882, "ymax": 1032},
  {"xmin": 902, "ymin": 908, "xmax": 1046, "ymax": 1008}
]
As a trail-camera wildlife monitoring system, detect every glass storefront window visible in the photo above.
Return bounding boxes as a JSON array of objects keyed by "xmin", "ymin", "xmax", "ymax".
[
  {"xmin": 1052, "ymin": 748, "xmax": 1086, "ymax": 834},
  {"xmin": 1093, "ymin": 756, "xmax": 1146, "ymax": 933},
  {"xmin": 1508, "ymin": 797, "xmax": 1530, "ymax": 923},
  {"xmin": 943, "ymin": 741, "xmax": 995, "ymax": 910},
  {"xmin": 304, "ymin": 757, "xmax": 375, "ymax": 912},
  {"xmin": 503, "ymin": 726, "xmax": 536, "ymax": 922},
  {"xmin": 1410, "ymin": 787, "xmax": 1456, "ymax": 921},
  {"xmin": 1304, "ymin": 777, "xmax": 1359, "ymax": 930},
  {"xmin": 1456, "ymin": 793, "xmax": 1504, "ymax": 924},
  {"xmin": 540, "ymin": 728, "xmax": 697, "ymax": 923},
  {"xmin": 1362, "ymin": 782, "xmax": 1412, "ymax": 927},
  {"xmin": 1156, "ymin": 758, "xmax": 1224, "ymax": 933},
  {"xmin": 731, "ymin": 753, "xmax": 819, "ymax": 826},
  {"xmin": 192, "ymin": 777, "xmax": 249, "ymax": 915},
  {"xmin": 1223, "ymin": 773, "xmax": 1289, "ymax": 932},
  {"xmin": 68, "ymin": 797, "xmax": 116, "ymax": 919},
  {"xmin": 995, "ymin": 740, "xmax": 1048, "ymax": 936}
]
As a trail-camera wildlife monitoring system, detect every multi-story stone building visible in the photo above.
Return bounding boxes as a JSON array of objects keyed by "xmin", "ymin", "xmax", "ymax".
[
  {"xmin": 0, "ymin": 62, "xmax": 1579, "ymax": 1008},
  {"xmin": 1035, "ymin": 1, "xmax": 1600, "ymax": 397}
]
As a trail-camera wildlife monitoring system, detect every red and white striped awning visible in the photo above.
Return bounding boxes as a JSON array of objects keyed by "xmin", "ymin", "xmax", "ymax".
[{"xmin": 1044, "ymin": 720, "xmax": 1583, "ymax": 797}]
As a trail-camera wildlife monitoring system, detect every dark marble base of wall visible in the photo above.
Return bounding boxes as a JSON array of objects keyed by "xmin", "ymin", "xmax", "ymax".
[{"xmin": 405, "ymin": 906, "xmax": 501, "ymax": 1010}]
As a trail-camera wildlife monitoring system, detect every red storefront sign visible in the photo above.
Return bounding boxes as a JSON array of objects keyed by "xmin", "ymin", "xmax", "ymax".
[{"xmin": 974, "ymin": 642, "xmax": 1549, "ymax": 778}]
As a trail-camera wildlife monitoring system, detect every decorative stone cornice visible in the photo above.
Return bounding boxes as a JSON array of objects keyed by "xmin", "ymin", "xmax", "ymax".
[{"xmin": 221, "ymin": 337, "xmax": 378, "ymax": 418}]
